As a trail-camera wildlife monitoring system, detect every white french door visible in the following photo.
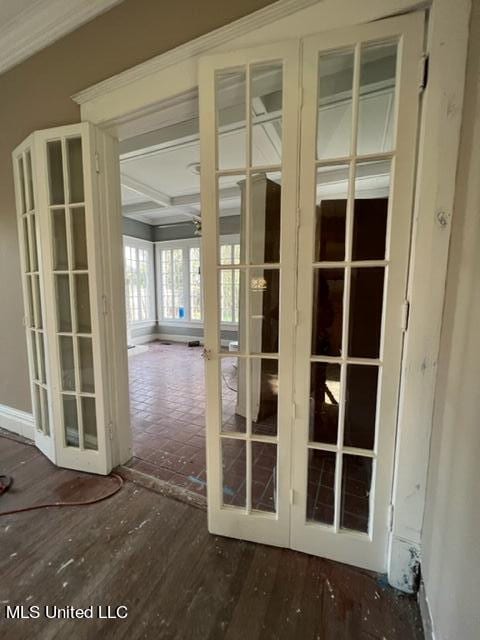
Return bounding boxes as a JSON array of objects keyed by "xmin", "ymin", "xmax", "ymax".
[
  {"xmin": 199, "ymin": 41, "xmax": 300, "ymax": 546},
  {"xmin": 200, "ymin": 11, "xmax": 423, "ymax": 571},
  {"xmin": 291, "ymin": 14, "xmax": 424, "ymax": 571},
  {"xmin": 13, "ymin": 123, "xmax": 130, "ymax": 475}
]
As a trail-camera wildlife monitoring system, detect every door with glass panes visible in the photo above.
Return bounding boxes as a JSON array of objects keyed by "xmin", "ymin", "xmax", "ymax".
[
  {"xmin": 200, "ymin": 40, "xmax": 300, "ymax": 547},
  {"xmin": 12, "ymin": 123, "xmax": 130, "ymax": 475},
  {"xmin": 199, "ymin": 11, "xmax": 423, "ymax": 570}
]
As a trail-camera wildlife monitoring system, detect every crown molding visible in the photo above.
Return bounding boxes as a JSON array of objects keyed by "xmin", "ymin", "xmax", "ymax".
[
  {"xmin": 72, "ymin": 0, "xmax": 319, "ymax": 105},
  {"xmin": 0, "ymin": 0, "xmax": 123, "ymax": 75}
]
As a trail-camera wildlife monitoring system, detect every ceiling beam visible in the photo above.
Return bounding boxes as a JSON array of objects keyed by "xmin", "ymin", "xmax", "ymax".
[
  {"xmin": 252, "ymin": 95, "xmax": 282, "ymax": 162},
  {"xmin": 120, "ymin": 117, "xmax": 199, "ymax": 158},
  {"xmin": 172, "ymin": 185, "xmax": 240, "ymax": 208},
  {"xmin": 122, "ymin": 201, "xmax": 161, "ymax": 215},
  {"xmin": 122, "ymin": 200, "xmax": 201, "ymax": 223},
  {"xmin": 121, "ymin": 173, "xmax": 172, "ymax": 207}
]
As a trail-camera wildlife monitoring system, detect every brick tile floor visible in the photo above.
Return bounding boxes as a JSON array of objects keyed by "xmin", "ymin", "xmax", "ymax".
[
  {"xmin": 128, "ymin": 342, "xmax": 372, "ymax": 530},
  {"xmin": 128, "ymin": 343, "xmax": 278, "ymax": 507},
  {"xmin": 128, "ymin": 342, "xmax": 208, "ymax": 497}
]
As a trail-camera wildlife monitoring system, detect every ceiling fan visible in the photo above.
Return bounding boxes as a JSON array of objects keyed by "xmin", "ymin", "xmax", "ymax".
[{"xmin": 156, "ymin": 214, "xmax": 202, "ymax": 235}]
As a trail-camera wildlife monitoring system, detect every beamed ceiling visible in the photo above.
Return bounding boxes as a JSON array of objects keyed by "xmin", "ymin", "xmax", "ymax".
[{"xmin": 120, "ymin": 53, "xmax": 396, "ymax": 229}]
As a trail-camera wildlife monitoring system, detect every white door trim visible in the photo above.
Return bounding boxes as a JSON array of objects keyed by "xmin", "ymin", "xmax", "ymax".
[
  {"xmin": 72, "ymin": 0, "xmax": 438, "ymax": 135},
  {"xmin": 388, "ymin": 0, "xmax": 471, "ymax": 592},
  {"xmin": 72, "ymin": 0, "xmax": 319, "ymax": 107},
  {"xmin": 72, "ymin": 0, "xmax": 472, "ymax": 591}
]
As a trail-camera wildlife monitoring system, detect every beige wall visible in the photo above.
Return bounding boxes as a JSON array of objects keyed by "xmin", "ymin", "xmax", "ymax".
[
  {"xmin": 0, "ymin": 0, "xmax": 274, "ymax": 412},
  {"xmin": 421, "ymin": 1, "xmax": 480, "ymax": 638}
]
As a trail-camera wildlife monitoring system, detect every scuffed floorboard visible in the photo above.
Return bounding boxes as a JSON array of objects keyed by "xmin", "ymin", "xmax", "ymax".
[{"xmin": 0, "ymin": 437, "xmax": 424, "ymax": 639}]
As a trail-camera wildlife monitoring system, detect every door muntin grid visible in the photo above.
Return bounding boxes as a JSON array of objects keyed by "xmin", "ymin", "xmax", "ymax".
[
  {"xmin": 16, "ymin": 148, "xmax": 51, "ymax": 437},
  {"xmin": 305, "ymin": 38, "xmax": 399, "ymax": 536},
  {"xmin": 46, "ymin": 136, "xmax": 99, "ymax": 452},
  {"xmin": 215, "ymin": 61, "xmax": 284, "ymax": 515}
]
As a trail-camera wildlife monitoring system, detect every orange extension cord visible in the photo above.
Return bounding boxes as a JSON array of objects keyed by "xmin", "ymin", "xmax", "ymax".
[{"xmin": 0, "ymin": 433, "xmax": 124, "ymax": 517}]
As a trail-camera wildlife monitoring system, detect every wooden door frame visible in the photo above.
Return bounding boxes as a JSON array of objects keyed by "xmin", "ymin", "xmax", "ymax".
[{"xmin": 71, "ymin": 0, "xmax": 472, "ymax": 592}]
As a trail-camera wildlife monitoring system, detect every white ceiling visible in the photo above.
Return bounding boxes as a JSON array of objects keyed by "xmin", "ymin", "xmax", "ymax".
[
  {"xmin": 120, "ymin": 70, "xmax": 284, "ymax": 227},
  {"xmin": 120, "ymin": 51, "xmax": 396, "ymax": 229},
  {"xmin": 122, "ymin": 139, "xmax": 201, "ymax": 199}
]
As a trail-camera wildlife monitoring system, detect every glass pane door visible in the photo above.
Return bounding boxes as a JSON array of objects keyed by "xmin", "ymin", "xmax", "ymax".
[
  {"xmin": 41, "ymin": 126, "xmax": 112, "ymax": 473},
  {"xmin": 13, "ymin": 122, "xmax": 128, "ymax": 475},
  {"xmin": 13, "ymin": 140, "xmax": 54, "ymax": 460},
  {"xmin": 292, "ymin": 13, "xmax": 424, "ymax": 572},
  {"xmin": 47, "ymin": 136, "xmax": 99, "ymax": 453},
  {"xmin": 200, "ymin": 41, "xmax": 300, "ymax": 546}
]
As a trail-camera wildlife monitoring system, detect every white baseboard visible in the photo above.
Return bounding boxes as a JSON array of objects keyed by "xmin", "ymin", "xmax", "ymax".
[
  {"xmin": 0, "ymin": 403, "xmax": 35, "ymax": 440},
  {"xmin": 128, "ymin": 344, "xmax": 149, "ymax": 358},
  {"xmin": 130, "ymin": 332, "xmax": 235, "ymax": 349},
  {"xmin": 130, "ymin": 332, "xmax": 204, "ymax": 346},
  {"xmin": 129, "ymin": 333, "xmax": 158, "ymax": 346},
  {"xmin": 418, "ymin": 581, "xmax": 435, "ymax": 640},
  {"xmin": 387, "ymin": 534, "xmax": 421, "ymax": 593},
  {"xmin": 156, "ymin": 333, "xmax": 235, "ymax": 348},
  {"xmin": 156, "ymin": 333, "xmax": 204, "ymax": 344}
]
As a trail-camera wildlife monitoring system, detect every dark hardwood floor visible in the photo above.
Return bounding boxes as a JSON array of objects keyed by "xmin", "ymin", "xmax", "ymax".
[{"xmin": 0, "ymin": 434, "xmax": 424, "ymax": 640}]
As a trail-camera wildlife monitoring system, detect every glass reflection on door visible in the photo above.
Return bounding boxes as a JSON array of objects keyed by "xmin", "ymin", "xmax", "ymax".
[
  {"xmin": 47, "ymin": 136, "xmax": 98, "ymax": 452},
  {"xmin": 216, "ymin": 62, "xmax": 283, "ymax": 513},
  {"xmin": 306, "ymin": 39, "xmax": 398, "ymax": 534},
  {"xmin": 17, "ymin": 148, "xmax": 51, "ymax": 437}
]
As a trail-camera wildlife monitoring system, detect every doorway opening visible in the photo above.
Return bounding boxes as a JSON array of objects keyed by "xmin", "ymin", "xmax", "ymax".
[
  {"xmin": 119, "ymin": 84, "xmax": 281, "ymax": 509},
  {"xmin": 119, "ymin": 93, "xmax": 208, "ymax": 497}
]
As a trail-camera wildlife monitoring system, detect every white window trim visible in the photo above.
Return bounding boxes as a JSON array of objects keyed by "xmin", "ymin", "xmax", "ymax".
[
  {"xmin": 155, "ymin": 237, "xmax": 202, "ymax": 324},
  {"xmin": 155, "ymin": 234, "xmax": 241, "ymax": 328},
  {"xmin": 220, "ymin": 233, "xmax": 240, "ymax": 245},
  {"xmin": 123, "ymin": 235, "xmax": 156, "ymax": 325},
  {"xmin": 218, "ymin": 234, "xmax": 241, "ymax": 326}
]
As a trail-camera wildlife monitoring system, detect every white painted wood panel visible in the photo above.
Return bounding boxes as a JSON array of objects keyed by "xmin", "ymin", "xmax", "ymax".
[
  {"xmin": 12, "ymin": 123, "xmax": 130, "ymax": 475},
  {"xmin": 291, "ymin": 12, "xmax": 424, "ymax": 573},
  {"xmin": 200, "ymin": 40, "xmax": 300, "ymax": 547}
]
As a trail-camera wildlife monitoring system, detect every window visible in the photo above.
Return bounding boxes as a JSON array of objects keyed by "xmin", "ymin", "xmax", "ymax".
[
  {"xmin": 158, "ymin": 240, "xmax": 200, "ymax": 322},
  {"xmin": 160, "ymin": 247, "xmax": 185, "ymax": 319},
  {"xmin": 123, "ymin": 239, "xmax": 154, "ymax": 323},
  {"xmin": 219, "ymin": 242, "xmax": 240, "ymax": 323},
  {"xmin": 189, "ymin": 247, "xmax": 202, "ymax": 320},
  {"xmin": 156, "ymin": 237, "xmax": 240, "ymax": 324}
]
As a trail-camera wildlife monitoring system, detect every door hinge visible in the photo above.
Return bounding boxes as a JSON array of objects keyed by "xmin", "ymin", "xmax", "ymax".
[
  {"xmin": 292, "ymin": 402, "xmax": 298, "ymax": 420},
  {"xmin": 419, "ymin": 54, "xmax": 429, "ymax": 92},
  {"xmin": 401, "ymin": 300, "xmax": 410, "ymax": 332},
  {"xmin": 108, "ymin": 421, "xmax": 114, "ymax": 441},
  {"xmin": 290, "ymin": 489, "xmax": 295, "ymax": 505},
  {"xmin": 296, "ymin": 206, "xmax": 301, "ymax": 228},
  {"xmin": 102, "ymin": 294, "xmax": 108, "ymax": 316},
  {"xmin": 388, "ymin": 503, "xmax": 394, "ymax": 532},
  {"xmin": 201, "ymin": 347, "xmax": 212, "ymax": 360},
  {"xmin": 94, "ymin": 152, "xmax": 101, "ymax": 174}
]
